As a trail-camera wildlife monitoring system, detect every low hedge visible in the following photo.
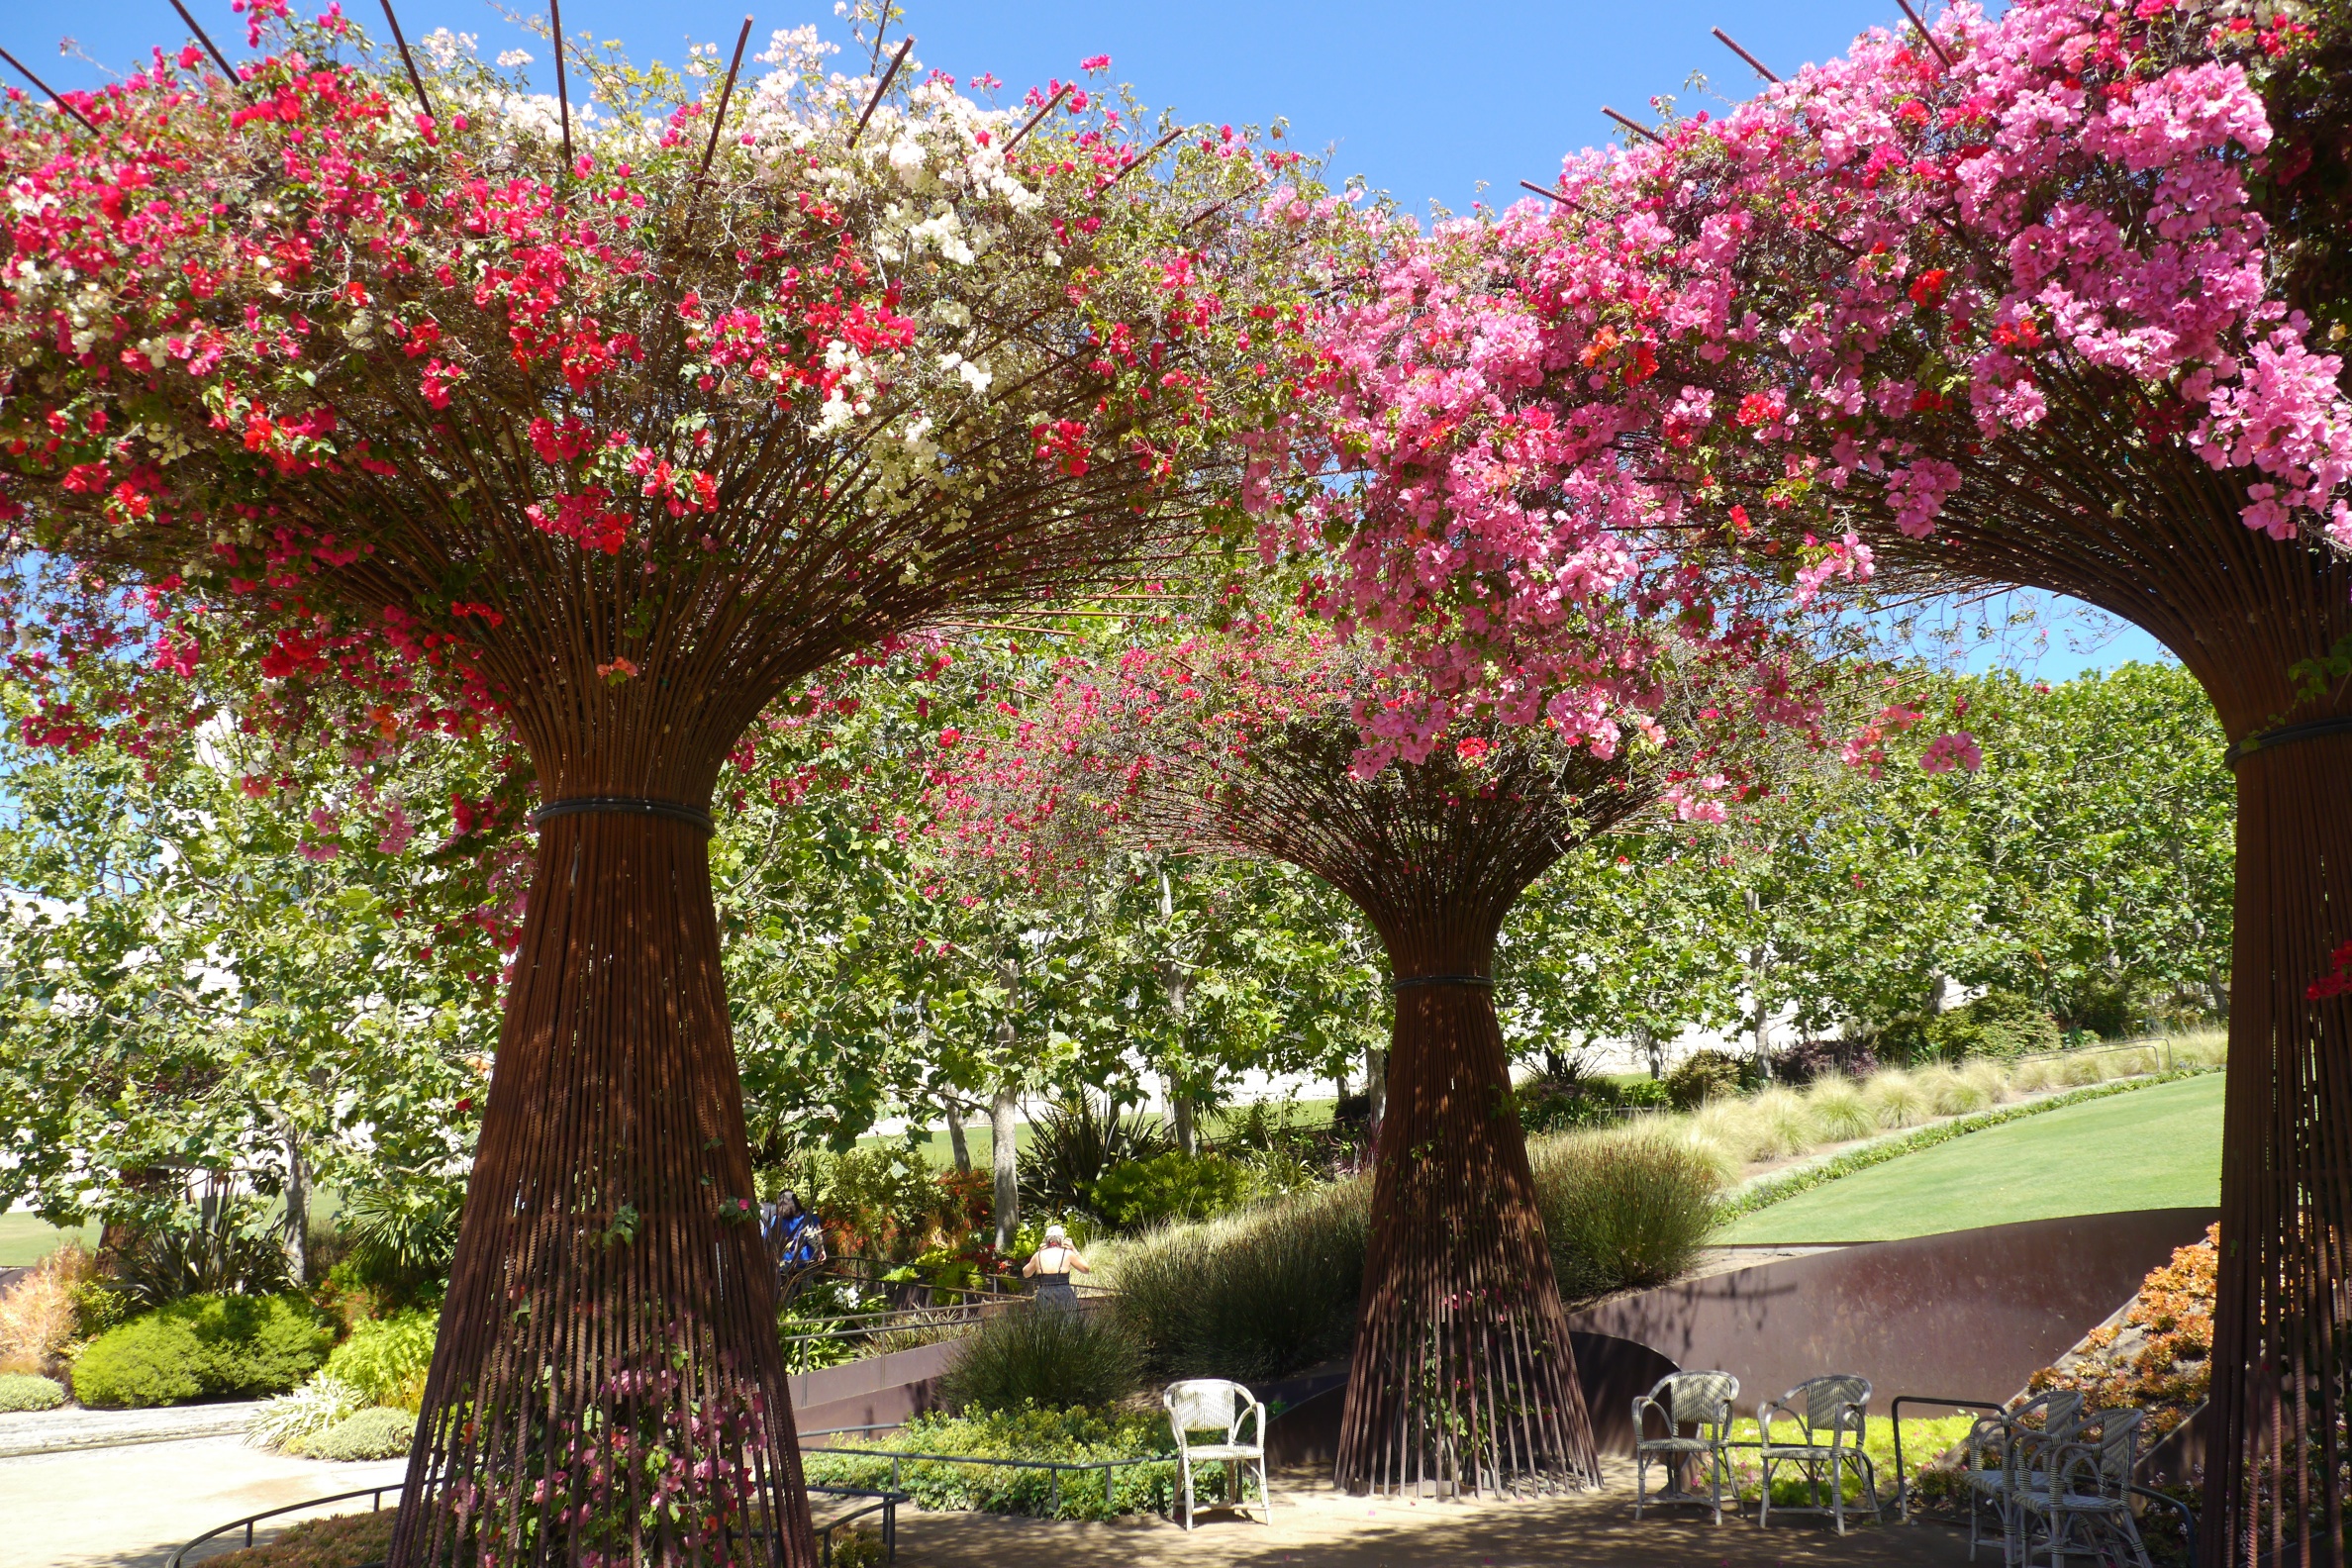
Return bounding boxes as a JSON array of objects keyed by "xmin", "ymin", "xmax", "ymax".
[
  {"xmin": 0, "ymin": 1372, "xmax": 65, "ymax": 1412},
  {"xmin": 72, "ymin": 1293, "xmax": 333, "ymax": 1409},
  {"xmin": 803, "ymin": 1406, "xmax": 1243, "ymax": 1520}
]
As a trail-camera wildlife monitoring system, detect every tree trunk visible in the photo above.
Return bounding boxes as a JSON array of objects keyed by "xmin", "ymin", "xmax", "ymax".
[
  {"xmin": 2205, "ymin": 721, "xmax": 2352, "ymax": 1567},
  {"xmin": 1335, "ymin": 958, "xmax": 1599, "ymax": 1496},
  {"xmin": 1364, "ymin": 1045, "xmax": 1387, "ymax": 1145},
  {"xmin": 389, "ymin": 806, "xmax": 813, "ymax": 1568},
  {"xmin": 944, "ymin": 1103, "xmax": 971, "ymax": 1174},
  {"xmin": 281, "ymin": 1128, "xmax": 310, "ymax": 1289},
  {"xmin": 1171, "ymin": 1091, "xmax": 1198, "ymax": 1157},
  {"xmin": 991, "ymin": 1083, "xmax": 1020, "ymax": 1253}
]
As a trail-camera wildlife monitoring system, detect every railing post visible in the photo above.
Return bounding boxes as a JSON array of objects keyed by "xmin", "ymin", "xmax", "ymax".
[{"xmin": 1049, "ymin": 1464, "xmax": 1061, "ymax": 1516}]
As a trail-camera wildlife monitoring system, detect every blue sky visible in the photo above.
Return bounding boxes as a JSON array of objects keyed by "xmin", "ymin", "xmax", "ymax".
[{"xmin": 7, "ymin": 0, "xmax": 2174, "ymax": 679}]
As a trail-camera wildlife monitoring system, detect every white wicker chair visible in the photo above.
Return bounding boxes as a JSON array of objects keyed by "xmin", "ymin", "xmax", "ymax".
[
  {"xmin": 2011, "ymin": 1408, "xmax": 2154, "ymax": 1568},
  {"xmin": 1963, "ymin": 1389, "xmax": 2087, "ymax": 1564},
  {"xmin": 1162, "ymin": 1379, "xmax": 1270, "ymax": 1530},
  {"xmin": 1632, "ymin": 1370, "xmax": 1741, "ymax": 1524},
  {"xmin": 1757, "ymin": 1374, "xmax": 1881, "ymax": 1533}
]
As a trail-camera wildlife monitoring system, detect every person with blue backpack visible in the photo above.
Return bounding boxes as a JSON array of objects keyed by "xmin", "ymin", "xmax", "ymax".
[{"xmin": 761, "ymin": 1189, "xmax": 828, "ymax": 1302}]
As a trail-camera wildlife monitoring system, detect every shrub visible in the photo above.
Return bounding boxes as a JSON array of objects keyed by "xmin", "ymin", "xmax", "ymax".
[
  {"xmin": 1769, "ymin": 1038, "xmax": 1880, "ymax": 1086},
  {"xmin": 204, "ymin": 1509, "xmax": 394, "ymax": 1568},
  {"xmin": 1944, "ymin": 990, "xmax": 2064, "ymax": 1060},
  {"xmin": 1665, "ymin": 1049, "xmax": 1749, "ymax": 1111},
  {"xmin": 1804, "ymin": 1076, "xmax": 1878, "ymax": 1142},
  {"xmin": 295, "ymin": 1405, "xmax": 416, "ymax": 1461},
  {"xmin": 1529, "ymin": 1126, "xmax": 1723, "ymax": 1301},
  {"xmin": 1105, "ymin": 1179, "xmax": 1369, "ymax": 1382},
  {"xmin": 942, "ymin": 1305, "xmax": 1141, "ymax": 1413},
  {"xmin": 1019, "ymin": 1097, "xmax": 1174, "ymax": 1222},
  {"xmin": 323, "ymin": 1309, "xmax": 438, "ymax": 1410},
  {"xmin": 109, "ymin": 1196, "xmax": 292, "ymax": 1307},
  {"xmin": 1091, "ymin": 1151, "xmax": 1252, "ymax": 1230},
  {"xmin": 246, "ymin": 1375, "xmax": 368, "ymax": 1451},
  {"xmin": 2168, "ymin": 1029, "xmax": 2228, "ymax": 1069},
  {"xmin": 0, "ymin": 1244, "xmax": 94, "ymax": 1377},
  {"xmin": 73, "ymin": 1294, "xmax": 333, "ymax": 1408},
  {"xmin": 0, "ymin": 1372, "xmax": 64, "ymax": 1412},
  {"xmin": 336, "ymin": 1180, "xmax": 459, "ymax": 1308}
]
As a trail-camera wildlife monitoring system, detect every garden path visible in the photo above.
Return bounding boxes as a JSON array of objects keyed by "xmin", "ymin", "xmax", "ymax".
[
  {"xmin": 0, "ymin": 1432, "xmax": 407, "ymax": 1568},
  {"xmin": 887, "ymin": 1458, "xmax": 1980, "ymax": 1567}
]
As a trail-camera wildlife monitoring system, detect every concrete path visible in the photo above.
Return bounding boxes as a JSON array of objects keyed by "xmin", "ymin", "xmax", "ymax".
[
  {"xmin": 0, "ymin": 1402, "xmax": 267, "ymax": 1459},
  {"xmin": 0, "ymin": 1433, "xmax": 406, "ymax": 1568}
]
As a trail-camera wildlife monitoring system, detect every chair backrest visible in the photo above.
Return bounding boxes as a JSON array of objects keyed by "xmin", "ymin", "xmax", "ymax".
[
  {"xmin": 2083, "ymin": 1408, "xmax": 2144, "ymax": 1486},
  {"xmin": 1786, "ymin": 1374, "xmax": 1871, "ymax": 1440},
  {"xmin": 1661, "ymin": 1371, "xmax": 1739, "ymax": 1427},
  {"xmin": 2013, "ymin": 1387, "xmax": 2086, "ymax": 1437},
  {"xmin": 1164, "ymin": 1379, "xmax": 1248, "ymax": 1446}
]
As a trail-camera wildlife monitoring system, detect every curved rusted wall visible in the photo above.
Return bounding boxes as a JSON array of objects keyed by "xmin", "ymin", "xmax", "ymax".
[{"xmin": 1568, "ymin": 1209, "xmax": 2215, "ymax": 1421}]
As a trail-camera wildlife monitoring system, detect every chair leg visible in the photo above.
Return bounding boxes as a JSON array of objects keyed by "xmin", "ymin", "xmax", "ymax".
[
  {"xmin": 1758, "ymin": 1455, "xmax": 1772, "ymax": 1528},
  {"xmin": 1633, "ymin": 1453, "xmax": 1645, "ymax": 1520},
  {"xmin": 1181, "ymin": 1457, "xmax": 1194, "ymax": 1531}
]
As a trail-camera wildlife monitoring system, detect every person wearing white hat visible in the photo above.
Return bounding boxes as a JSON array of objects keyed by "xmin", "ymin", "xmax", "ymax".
[{"xmin": 1022, "ymin": 1223, "xmax": 1091, "ymax": 1314}]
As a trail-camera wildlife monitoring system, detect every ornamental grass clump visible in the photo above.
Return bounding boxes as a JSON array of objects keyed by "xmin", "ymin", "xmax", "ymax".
[
  {"xmin": 942, "ymin": 1306, "xmax": 1142, "ymax": 1414},
  {"xmin": 1529, "ymin": 1127, "xmax": 1724, "ymax": 1302},
  {"xmin": 247, "ymin": 1374, "xmax": 369, "ymax": 1451},
  {"xmin": 1104, "ymin": 1177, "xmax": 1370, "ymax": 1382},
  {"xmin": 1863, "ymin": 1070, "xmax": 1933, "ymax": 1130},
  {"xmin": 1915, "ymin": 1064, "xmax": 1993, "ymax": 1118},
  {"xmin": 1804, "ymin": 1076, "xmax": 1879, "ymax": 1143},
  {"xmin": 1746, "ymin": 1088, "xmax": 1819, "ymax": 1160}
]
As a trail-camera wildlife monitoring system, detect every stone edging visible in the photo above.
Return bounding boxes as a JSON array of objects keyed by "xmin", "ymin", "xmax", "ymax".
[{"xmin": 1716, "ymin": 1065, "xmax": 2222, "ymax": 1224}]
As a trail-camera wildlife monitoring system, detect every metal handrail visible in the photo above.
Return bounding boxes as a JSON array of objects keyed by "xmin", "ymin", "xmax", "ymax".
[
  {"xmin": 1889, "ymin": 1395, "xmax": 2008, "ymax": 1521},
  {"xmin": 166, "ymin": 1481, "xmax": 906, "ymax": 1567},
  {"xmin": 166, "ymin": 1483, "xmax": 403, "ymax": 1568}
]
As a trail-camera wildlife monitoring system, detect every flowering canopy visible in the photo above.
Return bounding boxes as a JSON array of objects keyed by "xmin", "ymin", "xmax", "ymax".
[
  {"xmin": 1262, "ymin": 0, "xmax": 2352, "ymax": 739},
  {"xmin": 0, "ymin": 13, "xmax": 1336, "ymax": 796}
]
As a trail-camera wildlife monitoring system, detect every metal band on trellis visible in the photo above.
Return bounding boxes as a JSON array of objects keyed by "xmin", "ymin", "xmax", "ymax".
[
  {"xmin": 1391, "ymin": 974, "xmax": 1495, "ymax": 990},
  {"xmin": 2220, "ymin": 714, "xmax": 2352, "ymax": 770},
  {"xmin": 531, "ymin": 796, "xmax": 719, "ymax": 836}
]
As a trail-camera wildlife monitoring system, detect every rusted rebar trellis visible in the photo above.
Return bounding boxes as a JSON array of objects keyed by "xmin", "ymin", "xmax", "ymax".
[
  {"xmin": 0, "ymin": 15, "xmax": 1306, "ymax": 1563},
  {"xmin": 1003, "ymin": 644, "xmax": 1670, "ymax": 1496},
  {"xmin": 1691, "ymin": 246, "xmax": 2352, "ymax": 1568}
]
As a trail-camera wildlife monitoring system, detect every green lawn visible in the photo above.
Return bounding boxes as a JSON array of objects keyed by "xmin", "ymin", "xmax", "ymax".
[
  {"xmin": 1715, "ymin": 1071, "xmax": 2224, "ymax": 1243},
  {"xmin": 0, "ymin": 1213, "xmax": 98, "ymax": 1266}
]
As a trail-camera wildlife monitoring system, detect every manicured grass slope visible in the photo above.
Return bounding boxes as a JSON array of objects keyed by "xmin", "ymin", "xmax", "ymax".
[{"xmin": 1715, "ymin": 1071, "xmax": 2223, "ymax": 1243}]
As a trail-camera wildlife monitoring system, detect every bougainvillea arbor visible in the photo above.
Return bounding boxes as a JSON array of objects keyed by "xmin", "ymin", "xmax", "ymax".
[
  {"xmin": 0, "ymin": 12, "xmax": 1328, "ymax": 1562},
  {"xmin": 1257, "ymin": 1, "xmax": 2352, "ymax": 1556},
  {"xmin": 954, "ymin": 604, "xmax": 1821, "ymax": 1494}
]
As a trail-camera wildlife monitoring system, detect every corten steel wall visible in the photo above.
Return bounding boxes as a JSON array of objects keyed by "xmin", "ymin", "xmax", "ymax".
[
  {"xmin": 1568, "ymin": 1209, "xmax": 2216, "ymax": 1413},
  {"xmin": 791, "ymin": 1338, "xmax": 959, "ymax": 1437}
]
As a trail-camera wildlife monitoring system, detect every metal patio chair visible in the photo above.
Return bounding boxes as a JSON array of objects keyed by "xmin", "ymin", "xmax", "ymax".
[
  {"xmin": 1757, "ymin": 1374, "xmax": 1881, "ymax": 1533},
  {"xmin": 1163, "ymin": 1379, "xmax": 1270, "ymax": 1530},
  {"xmin": 1632, "ymin": 1370, "xmax": 1741, "ymax": 1524}
]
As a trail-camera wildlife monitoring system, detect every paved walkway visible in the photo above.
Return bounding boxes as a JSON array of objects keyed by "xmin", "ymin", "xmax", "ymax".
[
  {"xmin": 4, "ymin": 1446, "xmax": 1978, "ymax": 1568},
  {"xmin": 0, "ymin": 1433, "xmax": 407, "ymax": 1568},
  {"xmin": 888, "ymin": 1459, "xmax": 1974, "ymax": 1568}
]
